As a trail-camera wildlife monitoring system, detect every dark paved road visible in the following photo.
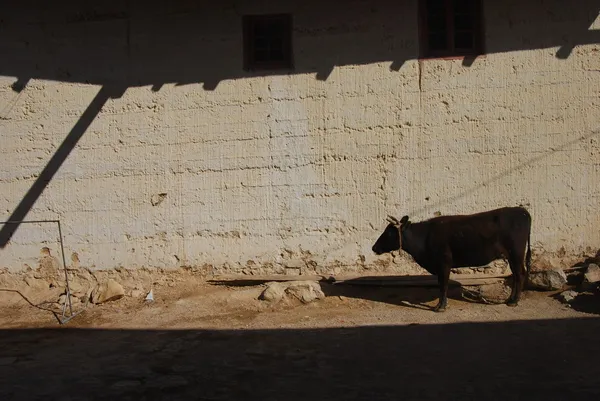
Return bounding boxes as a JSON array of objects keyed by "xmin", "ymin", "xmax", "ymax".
[{"xmin": 1, "ymin": 317, "xmax": 600, "ymax": 400}]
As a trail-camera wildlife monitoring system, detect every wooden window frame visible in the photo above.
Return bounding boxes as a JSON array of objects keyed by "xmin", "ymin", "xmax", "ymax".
[
  {"xmin": 243, "ymin": 13, "xmax": 294, "ymax": 71},
  {"xmin": 418, "ymin": 0, "xmax": 485, "ymax": 59}
]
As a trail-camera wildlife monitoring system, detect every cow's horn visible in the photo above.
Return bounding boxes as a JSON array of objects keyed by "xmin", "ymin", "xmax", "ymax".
[{"xmin": 387, "ymin": 215, "xmax": 400, "ymax": 225}]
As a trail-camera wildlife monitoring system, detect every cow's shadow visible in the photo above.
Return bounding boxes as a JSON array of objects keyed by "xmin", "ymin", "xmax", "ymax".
[
  {"xmin": 209, "ymin": 275, "xmax": 514, "ymax": 311},
  {"xmin": 320, "ymin": 276, "xmax": 511, "ymax": 311}
]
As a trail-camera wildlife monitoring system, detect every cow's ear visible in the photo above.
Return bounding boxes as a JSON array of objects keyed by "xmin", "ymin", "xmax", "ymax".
[
  {"xmin": 402, "ymin": 221, "xmax": 411, "ymax": 230},
  {"xmin": 400, "ymin": 215, "xmax": 409, "ymax": 225}
]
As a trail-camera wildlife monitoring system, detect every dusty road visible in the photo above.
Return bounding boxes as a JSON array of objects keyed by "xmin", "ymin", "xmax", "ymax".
[{"xmin": 1, "ymin": 281, "xmax": 599, "ymax": 400}]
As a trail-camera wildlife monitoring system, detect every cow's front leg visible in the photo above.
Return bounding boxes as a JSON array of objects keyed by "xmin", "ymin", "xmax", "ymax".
[{"xmin": 433, "ymin": 265, "xmax": 450, "ymax": 312}]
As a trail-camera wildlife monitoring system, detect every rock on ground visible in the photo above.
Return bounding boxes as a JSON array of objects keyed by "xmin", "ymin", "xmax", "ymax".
[
  {"xmin": 23, "ymin": 274, "xmax": 49, "ymax": 290},
  {"xmin": 584, "ymin": 263, "xmax": 600, "ymax": 284},
  {"xmin": 259, "ymin": 281, "xmax": 325, "ymax": 304},
  {"xmin": 259, "ymin": 282, "xmax": 287, "ymax": 303},
  {"xmin": 67, "ymin": 279, "xmax": 92, "ymax": 299},
  {"xmin": 527, "ymin": 269, "xmax": 567, "ymax": 291},
  {"xmin": 285, "ymin": 281, "xmax": 326, "ymax": 303},
  {"xmin": 559, "ymin": 290, "xmax": 579, "ymax": 304},
  {"xmin": 92, "ymin": 279, "xmax": 125, "ymax": 304},
  {"xmin": 57, "ymin": 292, "xmax": 84, "ymax": 306}
]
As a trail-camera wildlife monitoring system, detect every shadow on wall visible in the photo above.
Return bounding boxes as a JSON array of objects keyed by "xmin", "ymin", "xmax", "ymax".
[
  {"xmin": 1, "ymin": 0, "xmax": 598, "ymax": 89},
  {"xmin": 0, "ymin": 85, "xmax": 125, "ymax": 247},
  {"xmin": 0, "ymin": 0, "xmax": 598, "ymax": 247},
  {"xmin": 1, "ymin": 318, "xmax": 600, "ymax": 399}
]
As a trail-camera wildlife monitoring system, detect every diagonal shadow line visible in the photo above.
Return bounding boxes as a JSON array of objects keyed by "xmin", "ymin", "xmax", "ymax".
[
  {"xmin": 0, "ymin": 84, "xmax": 126, "ymax": 248},
  {"xmin": 406, "ymin": 127, "xmax": 600, "ymax": 218}
]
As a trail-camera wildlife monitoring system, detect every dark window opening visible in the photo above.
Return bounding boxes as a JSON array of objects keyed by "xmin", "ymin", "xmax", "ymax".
[
  {"xmin": 243, "ymin": 14, "xmax": 293, "ymax": 71},
  {"xmin": 419, "ymin": 0, "xmax": 483, "ymax": 58}
]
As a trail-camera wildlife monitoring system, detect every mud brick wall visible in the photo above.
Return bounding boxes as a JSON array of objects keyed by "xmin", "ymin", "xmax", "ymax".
[{"xmin": 1, "ymin": 0, "xmax": 598, "ymax": 274}]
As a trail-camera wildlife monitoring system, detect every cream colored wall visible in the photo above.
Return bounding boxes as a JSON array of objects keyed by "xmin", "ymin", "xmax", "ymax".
[{"xmin": 0, "ymin": 0, "xmax": 599, "ymax": 274}]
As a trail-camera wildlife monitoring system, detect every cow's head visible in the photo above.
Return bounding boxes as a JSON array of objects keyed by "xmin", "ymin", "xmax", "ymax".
[{"xmin": 371, "ymin": 215, "xmax": 410, "ymax": 255}]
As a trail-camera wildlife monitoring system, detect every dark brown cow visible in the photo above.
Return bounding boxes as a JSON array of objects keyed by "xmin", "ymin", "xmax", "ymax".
[{"xmin": 372, "ymin": 206, "xmax": 532, "ymax": 312}]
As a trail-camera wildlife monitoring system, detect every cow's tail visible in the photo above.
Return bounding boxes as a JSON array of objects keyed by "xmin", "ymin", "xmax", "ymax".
[
  {"xmin": 526, "ymin": 228, "xmax": 532, "ymax": 274},
  {"xmin": 525, "ymin": 212, "xmax": 532, "ymax": 280},
  {"xmin": 525, "ymin": 228, "xmax": 531, "ymax": 275}
]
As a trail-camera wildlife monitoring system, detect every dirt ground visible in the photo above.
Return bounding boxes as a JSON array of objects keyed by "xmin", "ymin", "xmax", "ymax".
[{"xmin": 1, "ymin": 279, "xmax": 600, "ymax": 400}]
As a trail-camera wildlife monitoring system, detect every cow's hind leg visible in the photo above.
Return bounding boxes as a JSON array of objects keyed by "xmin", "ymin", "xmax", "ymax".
[
  {"xmin": 433, "ymin": 265, "xmax": 451, "ymax": 312},
  {"xmin": 506, "ymin": 255, "xmax": 525, "ymax": 307}
]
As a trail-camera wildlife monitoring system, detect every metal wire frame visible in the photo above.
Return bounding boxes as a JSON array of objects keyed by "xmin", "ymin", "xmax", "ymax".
[{"xmin": 0, "ymin": 219, "xmax": 86, "ymax": 324}]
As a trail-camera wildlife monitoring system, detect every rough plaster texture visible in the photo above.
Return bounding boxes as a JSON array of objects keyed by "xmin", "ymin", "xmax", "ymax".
[{"xmin": 0, "ymin": 0, "xmax": 599, "ymax": 274}]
